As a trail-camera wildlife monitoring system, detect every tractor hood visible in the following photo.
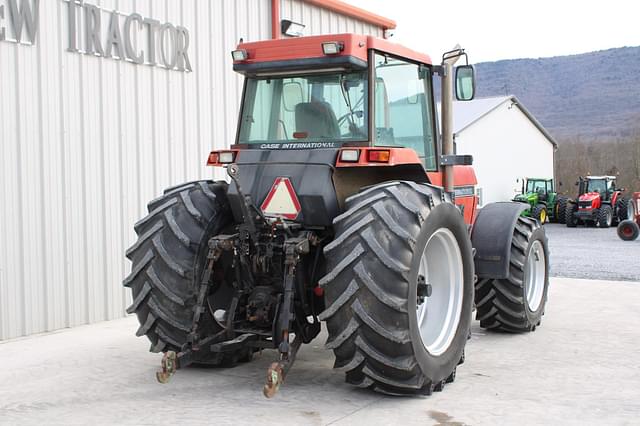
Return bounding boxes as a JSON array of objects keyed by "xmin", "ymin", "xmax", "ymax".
[
  {"xmin": 579, "ymin": 192, "xmax": 600, "ymax": 203},
  {"xmin": 514, "ymin": 193, "xmax": 536, "ymax": 203}
]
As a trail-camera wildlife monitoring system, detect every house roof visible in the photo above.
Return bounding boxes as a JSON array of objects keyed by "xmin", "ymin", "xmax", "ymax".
[{"xmin": 449, "ymin": 95, "xmax": 558, "ymax": 149}]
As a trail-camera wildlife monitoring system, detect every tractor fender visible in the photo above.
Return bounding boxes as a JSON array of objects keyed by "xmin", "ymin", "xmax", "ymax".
[{"xmin": 471, "ymin": 202, "xmax": 528, "ymax": 279}]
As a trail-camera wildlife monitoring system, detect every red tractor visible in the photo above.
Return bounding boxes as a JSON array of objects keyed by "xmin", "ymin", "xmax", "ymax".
[
  {"xmin": 565, "ymin": 176, "xmax": 630, "ymax": 228},
  {"xmin": 617, "ymin": 192, "xmax": 640, "ymax": 240},
  {"xmin": 124, "ymin": 34, "xmax": 550, "ymax": 397}
]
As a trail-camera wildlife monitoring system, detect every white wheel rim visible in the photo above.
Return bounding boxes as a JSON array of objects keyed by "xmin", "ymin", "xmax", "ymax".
[
  {"xmin": 416, "ymin": 229, "xmax": 464, "ymax": 356},
  {"xmin": 628, "ymin": 201, "xmax": 634, "ymax": 219},
  {"xmin": 524, "ymin": 240, "xmax": 546, "ymax": 312},
  {"xmin": 607, "ymin": 209, "xmax": 613, "ymax": 226}
]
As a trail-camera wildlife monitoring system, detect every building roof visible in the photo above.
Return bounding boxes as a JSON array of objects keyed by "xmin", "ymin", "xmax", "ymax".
[{"xmin": 451, "ymin": 95, "xmax": 558, "ymax": 149}]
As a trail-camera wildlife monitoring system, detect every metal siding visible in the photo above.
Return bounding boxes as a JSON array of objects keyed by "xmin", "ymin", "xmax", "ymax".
[{"xmin": 0, "ymin": 0, "xmax": 383, "ymax": 340}]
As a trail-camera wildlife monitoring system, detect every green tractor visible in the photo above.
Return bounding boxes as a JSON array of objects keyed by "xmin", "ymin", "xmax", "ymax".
[{"xmin": 513, "ymin": 178, "xmax": 568, "ymax": 224}]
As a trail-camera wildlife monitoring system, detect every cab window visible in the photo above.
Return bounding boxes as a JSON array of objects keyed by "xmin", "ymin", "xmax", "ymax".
[{"xmin": 373, "ymin": 54, "xmax": 437, "ymax": 170}]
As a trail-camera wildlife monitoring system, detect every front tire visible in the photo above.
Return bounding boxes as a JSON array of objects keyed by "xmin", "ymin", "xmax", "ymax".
[
  {"xmin": 475, "ymin": 217, "xmax": 550, "ymax": 332},
  {"xmin": 531, "ymin": 204, "xmax": 547, "ymax": 224},
  {"xmin": 320, "ymin": 181, "xmax": 474, "ymax": 395},
  {"xmin": 597, "ymin": 205, "xmax": 613, "ymax": 228}
]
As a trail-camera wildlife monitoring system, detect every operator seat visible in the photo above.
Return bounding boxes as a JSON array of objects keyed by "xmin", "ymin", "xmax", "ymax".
[{"xmin": 295, "ymin": 102, "xmax": 340, "ymax": 139}]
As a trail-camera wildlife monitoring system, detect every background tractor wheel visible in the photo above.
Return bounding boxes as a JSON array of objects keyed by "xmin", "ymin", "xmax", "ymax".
[
  {"xmin": 617, "ymin": 220, "xmax": 640, "ymax": 241},
  {"xmin": 597, "ymin": 205, "xmax": 613, "ymax": 228},
  {"xmin": 616, "ymin": 196, "xmax": 631, "ymax": 221},
  {"xmin": 531, "ymin": 204, "xmax": 547, "ymax": 224},
  {"xmin": 124, "ymin": 181, "xmax": 247, "ymax": 365},
  {"xmin": 565, "ymin": 203, "xmax": 578, "ymax": 227},
  {"xmin": 475, "ymin": 217, "xmax": 550, "ymax": 332},
  {"xmin": 556, "ymin": 196, "xmax": 568, "ymax": 224},
  {"xmin": 320, "ymin": 181, "xmax": 474, "ymax": 395}
]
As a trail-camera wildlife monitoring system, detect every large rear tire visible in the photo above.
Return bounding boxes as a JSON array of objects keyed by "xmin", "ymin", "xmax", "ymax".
[
  {"xmin": 565, "ymin": 202, "xmax": 578, "ymax": 227},
  {"xmin": 475, "ymin": 217, "xmax": 550, "ymax": 332},
  {"xmin": 320, "ymin": 181, "xmax": 474, "ymax": 395},
  {"xmin": 616, "ymin": 196, "xmax": 631, "ymax": 221},
  {"xmin": 124, "ymin": 181, "xmax": 246, "ymax": 364},
  {"xmin": 556, "ymin": 196, "xmax": 568, "ymax": 224}
]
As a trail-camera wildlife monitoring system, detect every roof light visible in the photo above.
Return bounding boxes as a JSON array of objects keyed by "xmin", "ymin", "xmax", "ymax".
[
  {"xmin": 340, "ymin": 149, "xmax": 359, "ymax": 162},
  {"xmin": 367, "ymin": 150, "xmax": 390, "ymax": 163},
  {"xmin": 281, "ymin": 19, "xmax": 305, "ymax": 37},
  {"xmin": 219, "ymin": 151, "xmax": 236, "ymax": 164},
  {"xmin": 322, "ymin": 42, "xmax": 343, "ymax": 55},
  {"xmin": 231, "ymin": 49, "xmax": 248, "ymax": 61},
  {"xmin": 207, "ymin": 152, "xmax": 219, "ymax": 166}
]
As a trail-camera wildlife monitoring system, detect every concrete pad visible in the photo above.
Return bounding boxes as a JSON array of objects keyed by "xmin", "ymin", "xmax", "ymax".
[{"xmin": 1, "ymin": 277, "xmax": 639, "ymax": 425}]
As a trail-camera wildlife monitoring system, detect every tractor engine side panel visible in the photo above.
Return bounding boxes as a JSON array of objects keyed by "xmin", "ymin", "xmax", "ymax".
[{"xmin": 227, "ymin": 149, "xmax": 340, "ymax": 227}]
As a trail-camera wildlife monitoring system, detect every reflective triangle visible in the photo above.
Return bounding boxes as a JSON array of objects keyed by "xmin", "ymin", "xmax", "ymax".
[{"xmin": 260, "ymin": 178, "xmax": 301, "ymax": 220}]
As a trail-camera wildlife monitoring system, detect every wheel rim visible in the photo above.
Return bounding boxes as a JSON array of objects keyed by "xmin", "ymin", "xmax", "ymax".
[
  {"xmin": 622, "ymin": 224, "xmax": 634, "ymax": 237},
  {"xmin": 524, "ymin": 240, "xmax": 546, "ymax": 312},
  {"xmin": 628, "ymin": 202, "xmax": 634, "ymax": 219},
  {"xmin": 416, "ymin": 228, "xmax": 464, "ymax": 356},
  {"xmin": 540, "ymin": 209, "xmax": 547, "ymax": 223},
  {"xmin": 607, "ymin": 209, "xmax": 613, "ymax": 226}
]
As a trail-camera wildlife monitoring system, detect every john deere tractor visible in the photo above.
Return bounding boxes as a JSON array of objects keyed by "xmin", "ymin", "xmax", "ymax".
[
  {"xmin": 124, "ymin": 34, "xmax": 550, "ymax": 397},
  {"xmin": 513, "ymin": 178, "xmax": 567, "ymax": 224}
]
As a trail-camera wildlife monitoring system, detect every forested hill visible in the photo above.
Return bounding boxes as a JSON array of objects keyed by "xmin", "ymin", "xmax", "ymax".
[{"xmin": 474, "ymin": 46, "xmax": 640, "ymax": 141}]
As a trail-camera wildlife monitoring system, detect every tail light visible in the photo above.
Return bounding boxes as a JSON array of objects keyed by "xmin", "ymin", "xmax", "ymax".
[
  {"xmin": 367, "ymin": 150, "xmax": 390, "ymax": 163},
  {"xmin": 207, "ymin": 150, "xmax": 238, "ymax": 166}
]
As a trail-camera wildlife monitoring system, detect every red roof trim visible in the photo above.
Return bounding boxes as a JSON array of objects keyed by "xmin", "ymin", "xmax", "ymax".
[{"xmin": 303, "ymin": 0, "xmax": 396, "ymax": 30}]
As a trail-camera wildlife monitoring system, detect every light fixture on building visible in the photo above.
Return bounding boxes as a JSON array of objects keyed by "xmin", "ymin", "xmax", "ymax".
[
  {"xmin": 281, "ymin": 19, "xmax": 305, "ymax": 37},
  {"xmin": 231, "ymin": 49, "xmax": 249, "ymax": 61},
  {"xmin": 322, "ymin": 42, "xmax": 343, "ymax": 55}
]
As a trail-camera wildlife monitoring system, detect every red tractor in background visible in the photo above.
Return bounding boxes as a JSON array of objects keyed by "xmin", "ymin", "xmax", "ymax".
[
  {"xmin": 565, "ymin": 176, "xmax": 631, "ymax": 228},
  {"xmin": 617, "ymin": 192, "xmax": 640, "ymax": 240},
  {"xmin": 124, "ymin": 34, "xmax": 550, "ymax": 397}
]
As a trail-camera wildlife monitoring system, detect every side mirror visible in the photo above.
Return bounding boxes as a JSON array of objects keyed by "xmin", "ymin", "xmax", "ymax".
[
  {"xmin": 455, "ymin": 65, "xmax": 475, "ymax": 101},
  {"xmin": 575, "ymin": 181, "xmax": 579, "ymax": 186},
  {"xmin": 559, "ymin": 181, "xmax": 563, "ymax": 187}
]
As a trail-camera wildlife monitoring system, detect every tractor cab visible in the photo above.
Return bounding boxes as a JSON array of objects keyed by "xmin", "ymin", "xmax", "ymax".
[
  {"xmin": 567, "ymin": 175, "xmax": 629, "ymax": 227},
  {"xmin": 209, "ymin": 34, "xmax": 478, "ymax": 224},
  {"xmin": 513, "ymin": 178, "xmax": 564, "ymax": 224}
]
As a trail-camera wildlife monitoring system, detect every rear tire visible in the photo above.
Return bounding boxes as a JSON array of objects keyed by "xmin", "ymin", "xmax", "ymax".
[
  {"xmin": 556, "ymin": 196, "xmax": 568, "ymax": 224},
  {"xmin": 475, "ymin": 217, "xmax": 550, "ymax": 332},
  {"xmin": 617, "ymin": 220, "xmax": 640, "ymax": 241},
  {"xmin": 565, "ymin": 202, "xmax": 578, "ymax": 227},
  {"xmin": 320, "ymin": 181, "xmax": 474, "ymax": 395},
  {"xmin": 124, "ymin": 181, "xmax": 245, "ymax": 364},
  {"xmin": 616, "ymin": 196, "xmax": 631, "ymax": 221},
  {"xmin": 597, "ymin": 205, "xmax": 613, "ymax": 228}
]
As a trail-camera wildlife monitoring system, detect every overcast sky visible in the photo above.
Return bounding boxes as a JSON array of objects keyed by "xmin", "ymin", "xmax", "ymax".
[{"xmin": 344, "ymin": 0, "xmax": 640, "ymax": 63}]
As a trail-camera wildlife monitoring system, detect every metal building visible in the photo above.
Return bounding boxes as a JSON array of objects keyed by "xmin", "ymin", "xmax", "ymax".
[{"xmin": 0, "ymin": 0, "xmax": 395, "ymax": 340}]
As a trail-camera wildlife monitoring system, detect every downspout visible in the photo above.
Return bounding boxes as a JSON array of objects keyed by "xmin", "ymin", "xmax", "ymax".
[{"xmin": 271, "ymin": 0, "xmax": 280, "ymax": 39}]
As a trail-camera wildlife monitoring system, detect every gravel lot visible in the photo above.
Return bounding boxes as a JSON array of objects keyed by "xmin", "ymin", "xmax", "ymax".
[{"xmin": 546, "ymin": 223, "xmax": 640, "ymax": 281}]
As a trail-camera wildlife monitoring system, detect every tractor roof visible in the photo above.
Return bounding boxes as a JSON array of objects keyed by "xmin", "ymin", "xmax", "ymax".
[
  {"xmin": 233, "ymin": 33, "xmax": 432, "ymax": 75},
  {"xmin": 586, "ymin": 175, "xmax": 616, "ymax": 180}
]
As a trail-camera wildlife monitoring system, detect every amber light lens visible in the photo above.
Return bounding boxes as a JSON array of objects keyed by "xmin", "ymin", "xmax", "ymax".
[{"xmin": 367, "ymin": 150, "xmax": 390, "ymax": 163}]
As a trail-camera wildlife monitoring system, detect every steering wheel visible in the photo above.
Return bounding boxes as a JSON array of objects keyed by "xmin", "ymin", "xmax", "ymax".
[{"xmin": 337, "ymin": 110, "xmax": 364, "ymax": 127}]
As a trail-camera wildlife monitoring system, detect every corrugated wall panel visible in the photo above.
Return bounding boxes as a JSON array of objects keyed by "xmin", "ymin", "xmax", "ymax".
[{"xmin": 0, "ymin": 0, "xmax": 384, "ymax": 340}]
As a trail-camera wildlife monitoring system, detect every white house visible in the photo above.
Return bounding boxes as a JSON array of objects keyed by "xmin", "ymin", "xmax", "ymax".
[{"xmin": 451, "ymin": 96, "xmax": 558, "ymax": 206}]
